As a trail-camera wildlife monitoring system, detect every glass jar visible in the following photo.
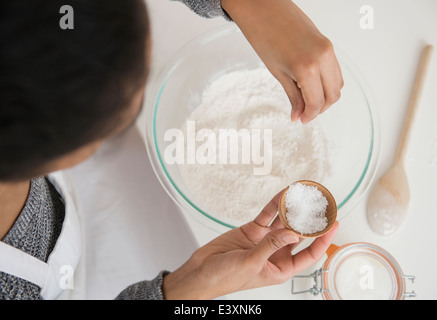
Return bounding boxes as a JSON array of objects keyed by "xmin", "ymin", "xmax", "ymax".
[{"xmin": 292, "ymin": 242, "xmax": 415, "ymax": 300}]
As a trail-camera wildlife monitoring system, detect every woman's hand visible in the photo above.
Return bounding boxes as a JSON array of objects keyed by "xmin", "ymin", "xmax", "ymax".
[
  {"xmin": 162, "ymin": 190, "xmax": 339, "ymax": 299},
  {"xmin": 221, "ymin": 0, "xmax": 344, "ymax": 124}
]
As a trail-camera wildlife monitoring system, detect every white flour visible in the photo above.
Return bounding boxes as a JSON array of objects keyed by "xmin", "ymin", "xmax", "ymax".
[{"xmin": 178, "ymin": 67, "xmax": 331, "ymax": 223}]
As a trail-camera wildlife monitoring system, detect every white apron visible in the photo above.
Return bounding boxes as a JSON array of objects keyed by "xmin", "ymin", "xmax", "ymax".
[
  {"xmin": 0, "ymin": 127, "xmax": 199, "ymax": 299},
  {"xmin": 0, "ymin": 171, "xmax": 84, "ymax": 300}
]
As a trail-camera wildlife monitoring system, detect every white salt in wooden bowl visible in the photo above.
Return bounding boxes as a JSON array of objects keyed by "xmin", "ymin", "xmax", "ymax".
[{"xmin": 278, "ymin": 180, "xmax": 337, "ymax": 238}]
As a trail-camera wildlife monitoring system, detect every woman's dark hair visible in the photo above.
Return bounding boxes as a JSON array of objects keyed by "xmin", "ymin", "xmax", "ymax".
[{"xmin": 0, "ymin": 0, "xmax": 149, "ymax": 181}]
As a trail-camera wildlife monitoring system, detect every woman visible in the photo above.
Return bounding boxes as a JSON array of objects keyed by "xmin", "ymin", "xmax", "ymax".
[{"xmin": 0, "ymin": 0, "xmax": 342, "ymax": 299}]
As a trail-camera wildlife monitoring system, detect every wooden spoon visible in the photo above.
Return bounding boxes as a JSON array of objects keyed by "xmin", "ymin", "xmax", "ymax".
[{"xmin": 366, "ymin": 44, "xmax": 434, "ymax": 235}]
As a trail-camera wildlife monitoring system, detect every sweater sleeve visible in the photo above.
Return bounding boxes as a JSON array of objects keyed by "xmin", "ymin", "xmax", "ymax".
[
  {"xmin": 114, "ymin": 270, "xmax": 170, "ymax": 300},
  {"xmin": 117, "ymin": 1, "xmax": 231, "ymax": 301},
  {"xmin": 173, "ymin": 0, "xmax": 232, "ymax": 21}
]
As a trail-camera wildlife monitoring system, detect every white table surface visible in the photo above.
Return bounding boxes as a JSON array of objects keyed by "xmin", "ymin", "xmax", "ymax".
[{"xmin": 135, "ymin": 0, "xmax": 437, "ymax": 300}]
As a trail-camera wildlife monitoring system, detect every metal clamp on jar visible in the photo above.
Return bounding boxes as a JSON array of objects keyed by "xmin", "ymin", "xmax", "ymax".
[{"xmin": 291, "ymin": 242, "xmax": 416, "ymax": 300}]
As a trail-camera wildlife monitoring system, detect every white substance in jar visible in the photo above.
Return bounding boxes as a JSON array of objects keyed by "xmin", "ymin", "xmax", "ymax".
[
  {"xmin": 178, "ymin": 68, "xmax": 332, "ymax": 222},
  {"xmin": 284, "ymin": 183, "xmax": 328, "ymax": 234},
  {"xmin": 334, "ymin": 255, "xmax": 394, "ymax": 300}
]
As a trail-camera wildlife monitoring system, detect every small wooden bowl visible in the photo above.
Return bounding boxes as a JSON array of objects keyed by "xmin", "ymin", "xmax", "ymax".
[{"xmin": 278, "ymin": 180, "xmax": 337, "ymax": 238}]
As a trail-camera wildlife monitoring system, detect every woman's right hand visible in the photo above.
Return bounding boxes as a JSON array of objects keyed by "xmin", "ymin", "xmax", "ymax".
[{"xmin": 162, "ymin": 189, "xmax": 339, "ymax": 299}]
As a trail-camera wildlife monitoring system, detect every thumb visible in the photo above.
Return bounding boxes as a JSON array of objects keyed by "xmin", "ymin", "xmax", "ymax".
[{"xmin": 248, "ymin": 229, "xmax": 299, "ymax": 263}]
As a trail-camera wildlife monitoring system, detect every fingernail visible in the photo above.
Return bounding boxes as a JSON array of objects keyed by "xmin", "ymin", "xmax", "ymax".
[
  {"xmin": 291, "ymin": 110, "xmax": 297, "ymax": 122},
  {"xmin": 283, "ymin": 232, "xmax": 299, "ymax": 243},
  {"xmin": 291, "ymin": 110, "xmax": 302, "ymax": 122}
]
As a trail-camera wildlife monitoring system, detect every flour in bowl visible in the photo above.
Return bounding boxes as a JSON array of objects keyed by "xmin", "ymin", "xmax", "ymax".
[{"xmin": 178, "ymin": 67, "xmax": 332, "ymax": 223}]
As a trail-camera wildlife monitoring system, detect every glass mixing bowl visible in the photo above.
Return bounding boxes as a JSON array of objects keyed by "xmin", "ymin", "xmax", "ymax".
[{"xmin": 144, "ymin": 26, "xmax": 380, "ymax": 233}]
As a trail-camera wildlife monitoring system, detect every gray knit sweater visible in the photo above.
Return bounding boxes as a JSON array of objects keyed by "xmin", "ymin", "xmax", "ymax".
[
  {"xmin": 0, "ymin": 177, "xmax": 65, "ymax": 300},
  {"xmin": 0, "ymin": 0, "xmax": 228, "ymax": 300},
  {"xmin": 174, "ymin": 0, "xmax": 231, "ymax": 20}
]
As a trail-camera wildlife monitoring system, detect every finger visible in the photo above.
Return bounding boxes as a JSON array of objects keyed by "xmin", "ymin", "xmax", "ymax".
[
  {"xmin": 247, "ymin": 228, "xmax": 300, "ymax": 264},
  {"xmin": 253, "ymin": 189, "xmax": 285, "ymax": 227},
  {"xmin": 297, "ymin": 71, "xmax": 325, "ymax": 124},
  {"xmin": 320, "ymin": 55, "xmax": 343, "ymax": 113},
  {"xmin": 290, "ymin": 238, "xmax": 305, "ymax": 252},
  {"xmin": 269, "ymin": 214, "xmax": 286, "ymax": 230},
  {"xmin": 268, "ymin": 238, "xmax": 304, "ymax": 277},
  {"xmin": 270, "ymin": 238, "xmax": 303, "ymax": 264},
  {"xmin": 276, "ymin": 73, "xmax": 305, "ymax": 122},
  {"xmin": 291, "ymin": 221, "xmax": 339, "ymax": 273}
]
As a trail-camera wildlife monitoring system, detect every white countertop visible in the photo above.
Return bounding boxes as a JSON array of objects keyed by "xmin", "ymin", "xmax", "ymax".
[{"xmin": 135, "ymin": 0, "xmax": 437, "ymax": 299}]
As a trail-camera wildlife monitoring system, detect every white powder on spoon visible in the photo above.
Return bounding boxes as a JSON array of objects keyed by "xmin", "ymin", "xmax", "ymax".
[
  {"xmin": 178, "ymin": 67, "xmax": 332, "ymax": 223},
  {"xmin": 285, "ymin": 183, "xmax": 328, "ymax": 234}
]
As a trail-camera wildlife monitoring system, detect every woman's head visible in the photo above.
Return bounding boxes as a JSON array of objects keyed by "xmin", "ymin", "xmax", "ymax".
[{"xmin": 0, "ymin": 0, "xmax": 150, "ymax": 181}]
